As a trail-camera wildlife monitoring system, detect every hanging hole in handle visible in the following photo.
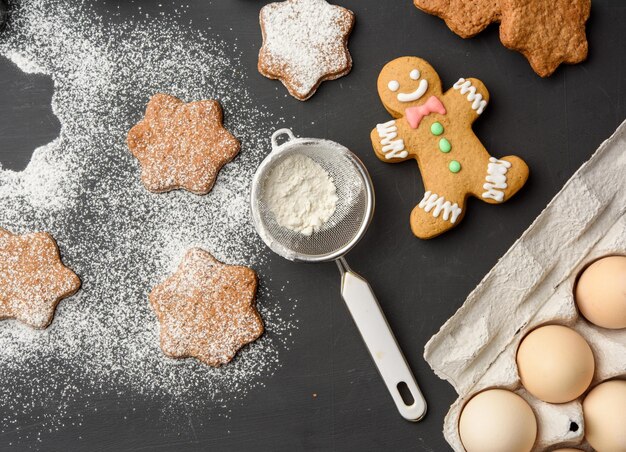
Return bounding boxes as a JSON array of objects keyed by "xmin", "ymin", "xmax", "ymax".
[
  {"xmin": 396, "ymin": 381, "xmax": 415, "ymax": 406},
  {"xmin": 271, "ymin": 128, "xmax": 295, "ymax": 150}
]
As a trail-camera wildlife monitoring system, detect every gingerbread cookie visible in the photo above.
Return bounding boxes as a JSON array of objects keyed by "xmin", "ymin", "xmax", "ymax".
[
  {"xmin": 149, "ymin": 248, "xmax": 264, "ymax": 367},
  {"xmin": 0, "ymin": 228, "xmax": 81, "ymax": 328},
  {"xmin": 258, "ymin": 0, "xmax": 354, "ymax": 101},
  {"xmin": 127, "ymin": 94, "xmax": 240, "ymax": 194},
  {"xmin": 413, "ymin": 0, "xmax": 590, "ymax": 77},
  {"xmin": 370, "ymin": 57, "xmax": 529, "ymax": 239}
]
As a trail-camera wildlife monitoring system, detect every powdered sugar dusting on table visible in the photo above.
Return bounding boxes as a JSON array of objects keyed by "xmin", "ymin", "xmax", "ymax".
[
  {"xmin": 0, "ymin": 0, "xmax": 296, "ymax": 440},
  {"xmin": 259, "ymin": 0, "xmax": 354, "ymax": 98}
]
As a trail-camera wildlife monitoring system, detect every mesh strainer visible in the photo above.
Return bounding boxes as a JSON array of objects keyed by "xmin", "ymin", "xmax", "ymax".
[{"xmin": 251, "ymin": 129, "xmax": 426, "ymax": 421}]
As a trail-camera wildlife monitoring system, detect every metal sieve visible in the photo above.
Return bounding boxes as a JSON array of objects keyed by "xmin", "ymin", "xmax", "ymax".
[{"xmin": 251, "ymin": 129, "xmax": 427, "ymax": 421}]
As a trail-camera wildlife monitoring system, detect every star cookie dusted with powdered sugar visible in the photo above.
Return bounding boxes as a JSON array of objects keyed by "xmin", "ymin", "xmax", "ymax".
[
  {"xmin": 258, "ymin": 0, "xmax": 355, "ymax": 101},
  {"xmin": 149, "ymin": 248, "xmax": 264, "ymax": 367},
  {"xmin": 0, "ymin": 228, "xmax": 81, "ymax": 329},
  {"xmin": 127, "ymin": 94, "xmax": 240, "ymax": 194}
]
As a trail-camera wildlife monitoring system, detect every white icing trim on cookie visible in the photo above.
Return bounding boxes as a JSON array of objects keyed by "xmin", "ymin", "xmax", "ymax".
[
  {"xmin": 376, "ymin": 120, "xmax": 408, "ymax": 159},
  {"xmin": 453, "ymin": 78, "xmax": 487, "ymax": 114},
  {"xmin": 482, "ymin": 157, "xmax": 511, "ymax": 202},
  {"xmin": 418, "ymin": 191, "xmax": 462, "ymax": 223}
]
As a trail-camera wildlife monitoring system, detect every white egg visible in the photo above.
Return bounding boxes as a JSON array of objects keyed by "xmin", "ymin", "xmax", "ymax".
[
  {"xmin": 516, "ymin": 325, "xmax": 594, "ymax": 403},
  {"xmin": 459, "ymin": 389, "xmax": 537, "ymax": 452},
  {"xmin": 575, "ymin": 255, "xmax": 626, "ymax": 329},
  {"xmin": 583, "ymin": 380, "xmax": 626, "ymax": 452}
]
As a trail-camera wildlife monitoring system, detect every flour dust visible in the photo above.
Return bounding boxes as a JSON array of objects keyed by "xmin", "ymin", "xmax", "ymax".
[{"xmin": 0, "ymin": 0, "xmax": 296, "ymax": 440}]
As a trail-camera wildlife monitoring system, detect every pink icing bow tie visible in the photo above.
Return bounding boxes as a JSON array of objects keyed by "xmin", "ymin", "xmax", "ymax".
[{"xmin": 405, "ymin": 96, "xmax": 446, "ymax": 129}]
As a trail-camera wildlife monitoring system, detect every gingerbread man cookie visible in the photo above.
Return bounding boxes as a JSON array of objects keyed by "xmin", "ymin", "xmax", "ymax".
[
  {"xmin": 371, "ymin": 57, "xmax": 529, "ymax": 239},
  {"xmin": 149, "ymin": 248, "xmax": 264, "ymax": 367},
  {"xmin": 258, "ymin": 0, "xmax": 354, "ymax": 101},
  {"xmin": 128, "ymin": 94, "xmax": 240, "ymax": 194},
  {"xmin": 0, "ymin": 228, "xmax": 81, "ymax": 328},
  {"xmin": 414, "ymin": 0, "xmax": 590, "ymax": 77}
]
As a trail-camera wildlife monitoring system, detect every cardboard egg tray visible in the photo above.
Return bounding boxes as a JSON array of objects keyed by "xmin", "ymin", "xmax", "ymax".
[{"xmin": 424, "ymin": 119, "xmax": 626, "ymax": 451}]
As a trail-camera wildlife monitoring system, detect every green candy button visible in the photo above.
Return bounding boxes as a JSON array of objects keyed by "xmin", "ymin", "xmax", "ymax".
[
  {"xmin": 431, "ymin": 122, "xmax": 444, "ymax": 136},
  {"xmin": 439, "ymin": 138, "xmax": 451, "ymax": 153},
  {"xmin": 449, "ymin": 160, "xmax": 461, "ymax": 173}
]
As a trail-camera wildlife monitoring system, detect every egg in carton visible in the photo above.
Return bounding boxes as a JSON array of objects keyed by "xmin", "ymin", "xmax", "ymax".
[{"xmin": 424, "ymin": 119, "xmax": 626, "ymax": 451}]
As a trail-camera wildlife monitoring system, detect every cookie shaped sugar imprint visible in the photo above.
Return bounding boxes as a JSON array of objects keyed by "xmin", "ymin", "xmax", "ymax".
[
  {"xmin": 149, "ymin": 248, "xmax": 264, "ymax": 367},
  {"xmin": 414, "ymin": 0, "xmax": 590, "ymax": 77},
  {"xmin": 258, "ymin": 0, "xmax": 354, "ymax": 101},
  {"xmin": 128, "ymin": 94, "xmax": 240, "ymax": 194},
  {"xmin": 371, "ymin": 57, "xmax": 529, "ymax": 239},
  {"xmin": 0, "ymin": 228, "xmax": 81, "ymax": 329}
]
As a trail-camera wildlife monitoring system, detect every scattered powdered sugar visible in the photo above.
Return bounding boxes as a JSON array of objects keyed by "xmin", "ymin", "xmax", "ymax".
[
  {"xmin": 259, "ymin": 0, "xmax": 354, "ymax": 99},
  {"xmin": 0, "ymin": 0, "xmax": 296, "ymax": 439},
  {"xmin": 265, "ymin": 154, "xmax": 338, "ymax": 236}
]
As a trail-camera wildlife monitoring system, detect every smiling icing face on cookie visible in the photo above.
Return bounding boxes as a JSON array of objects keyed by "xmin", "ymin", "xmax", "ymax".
[
  {"xmin": 377, "ymin": 57, "xmax": 443, "ymax": 117},
  {"xmin": 388, "ymin": 68, "xmax": 428, "ymax": 102}
]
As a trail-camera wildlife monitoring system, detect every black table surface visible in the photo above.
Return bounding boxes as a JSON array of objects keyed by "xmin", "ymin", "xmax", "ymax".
[{"xmin": 0, "ymin": 0, "xmax": 624, "ymax": 450}]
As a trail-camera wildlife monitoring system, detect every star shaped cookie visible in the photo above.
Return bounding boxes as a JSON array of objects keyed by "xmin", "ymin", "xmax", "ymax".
[
  {"xmin": 414, "ymin": 0, "xmax": 590, "ymax": 77},
  {"xmin": 127, "ymin": 94, "xmax": 240, "ymax": 194},
  {"xmin": 0, "ymin": 228, "xmax": 81, "ymax": 329},
  {"xmin": 258, "ymin": 0, "xmax": 355, "ymax": 100},
  {"xmin": 412, "ymin": 0, "xmax": 500, "ymax": 39},
  {"xmin": 499, "ymin": 0, "xmax": 590, "ymax": 77},
  {"xmin": 149, "ymin": 248, "xmax": 264, "ymax": 367}
]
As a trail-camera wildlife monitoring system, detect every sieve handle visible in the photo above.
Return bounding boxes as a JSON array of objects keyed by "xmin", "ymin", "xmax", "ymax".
[
  {"xmin": 271, "ymin": 128, "xmax": 296, "ymax": 151},
  {"xmin": 337, "ymin": 258, "xmax": 427, "ymax": 422}
]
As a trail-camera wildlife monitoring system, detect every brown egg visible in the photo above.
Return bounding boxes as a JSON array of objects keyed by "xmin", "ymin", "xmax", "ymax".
[
  {"xmin": 459, "ymin": 389, "xmax": 537, "ymax": 452},
  {"xmin": 576, "ymin": 255, "xmax": 626, "ymax": 329},
  {"xmin": 583, "ymin": 380, "xmax": 626, "ymax": 452},
  {"xmin": 516, "ymin": 325, "xmax": 594, "ymax": 403}
]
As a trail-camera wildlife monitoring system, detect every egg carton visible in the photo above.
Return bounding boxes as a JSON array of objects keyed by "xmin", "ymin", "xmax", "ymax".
[{"xmin": 424, "ymin": 119, "xmax": 626, "ymax": 451}]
